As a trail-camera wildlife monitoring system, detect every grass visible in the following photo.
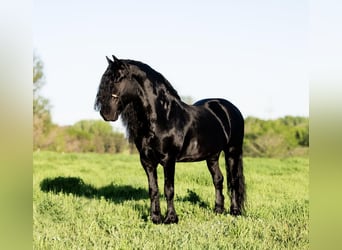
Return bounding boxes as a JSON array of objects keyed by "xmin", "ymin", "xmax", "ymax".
[{"xmin": 33, "ymin": 151, "xmax": 309, "ymax": 249}]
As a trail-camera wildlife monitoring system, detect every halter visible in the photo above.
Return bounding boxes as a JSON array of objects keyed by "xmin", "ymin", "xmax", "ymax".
[{"xmin": 111, "ymin": 93, "xmax": 124, "ymax": 108}]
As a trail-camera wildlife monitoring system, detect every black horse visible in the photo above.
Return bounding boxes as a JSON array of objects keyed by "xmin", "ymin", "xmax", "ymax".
[{"xmin": 95, "ymin": 55, "xmax": 246, "ymax": 224}]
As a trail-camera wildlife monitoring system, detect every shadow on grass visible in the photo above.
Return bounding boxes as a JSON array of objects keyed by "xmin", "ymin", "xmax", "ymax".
[
  {"xmin": 40, "ymin": 177, "xmax": 210, "ymax": 211},
  {"xmin": 177, "ymin": 189, "xmax": 210, "ymax": 209},
  {"xmin": 40, "ymin": 176, "xmax": 149, "ymax": 203}
]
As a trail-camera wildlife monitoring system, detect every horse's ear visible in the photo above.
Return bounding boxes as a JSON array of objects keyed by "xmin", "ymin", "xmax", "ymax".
[
  {"xmin": 111, "ymin": 55, "xmax": 125, "ymax": 67},
  {"xmin": 112, "ymin": 55, "xmax": 119, "ymax": 62},
  {"xmin": 112, "ymin": 55, "xmax": 128, "ymax": 70},
  {"xmin": 106, "ymin": 56, "xmax": 114, "ymax": 65}
]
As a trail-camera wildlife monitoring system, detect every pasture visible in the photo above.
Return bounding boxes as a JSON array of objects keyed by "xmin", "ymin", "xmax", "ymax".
[{"xmin": 33, "ymin": 151, "xmax": 308, "ymax": 249}]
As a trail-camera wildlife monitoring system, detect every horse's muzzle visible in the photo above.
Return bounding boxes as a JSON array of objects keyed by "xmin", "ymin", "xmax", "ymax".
[{"xmin": 100, "ymin": 110, "xmax": 119, "ymax": 122}]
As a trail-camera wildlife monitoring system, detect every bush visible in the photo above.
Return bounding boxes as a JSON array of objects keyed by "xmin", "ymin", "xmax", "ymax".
[
  {"xmin": 36, "ymin": 120, "xmax": 129, "ymax": 154},
  {"xmin": 243, "ymin": 116, "xmax": 309, "ymax": 157}
]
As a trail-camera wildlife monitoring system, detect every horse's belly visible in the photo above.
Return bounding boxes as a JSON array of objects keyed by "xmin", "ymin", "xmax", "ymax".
[
  {"xmin": 176, "ymin": 137, "xmax": 222, "ymax": 162},
  {"xmin": 176, "ymin": 140, "xmax": 204, "ymax": 162}
]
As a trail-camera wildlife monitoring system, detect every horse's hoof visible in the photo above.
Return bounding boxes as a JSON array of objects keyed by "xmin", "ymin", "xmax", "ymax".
[
  {"xmin": 230, "ymin": 207, "xmax": 241, "ymax": 216},
  {"xmin": 214, "ymin": 205, "xmax": 225, "ymax": 214},
  {"xmin": 151, "ymin": 214, "xmax": 163, "ymax": 224},
  {"xmin": 163, "ymin": 213, "xmax": 179, "ymax": 224}
]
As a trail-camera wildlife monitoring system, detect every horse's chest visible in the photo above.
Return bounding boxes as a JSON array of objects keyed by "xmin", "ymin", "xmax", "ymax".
[{"xmin": 139, "ymin": 132, "xmax": 182, "ymax": 162}]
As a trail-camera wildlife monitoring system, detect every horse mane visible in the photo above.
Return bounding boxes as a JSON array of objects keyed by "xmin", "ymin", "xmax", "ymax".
[
  {"xmin": 121, "ymin": 102, "xmax": 144, "ymax": 143},
  {"xmin": 124, "ymin": 60, "xmax": 181, "ymax": 100},
  {"xmin": 120, "ymin": 59, "xmax": 183, "ymax": 142}
]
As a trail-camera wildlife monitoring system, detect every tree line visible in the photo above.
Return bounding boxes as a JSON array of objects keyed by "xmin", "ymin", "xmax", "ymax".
[
  {"xmin": 244, "ymin": 116, "xmax": 308, "ymax": 157},
  {"xmin": 33, "ymin": 54, "xmax": 308, "ymax": 157},
  {"xmin": 33, "ymin": 116, "xmax": 308, "ymax": 157}
]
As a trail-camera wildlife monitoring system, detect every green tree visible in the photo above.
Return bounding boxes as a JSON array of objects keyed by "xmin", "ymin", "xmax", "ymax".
[
  {"xmin": 181, "ymin": 96, "xmax": 194, "ymax": 105},
  {"xmin": 66, "ymin": 120, "xmax": 128, "ymax": 153},
  {"xmin": 33, "ymin": 52, "xmax": 53, "ymax": 150},
  {"xmin": 243, "ymin": 116, "xmax": 309, "ymax": 157}
]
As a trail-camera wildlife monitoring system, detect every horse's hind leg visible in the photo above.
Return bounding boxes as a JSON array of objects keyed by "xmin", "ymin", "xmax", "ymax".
[
  {"xmin": 206, "ymin": 153, "xmax": 225, "ymax": 214},
  {"xmin": 225, "ymin": 147, "xmax": 246, "ymax": 216}
]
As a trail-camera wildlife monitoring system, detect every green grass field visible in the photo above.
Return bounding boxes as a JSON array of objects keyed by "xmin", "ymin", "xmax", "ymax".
[{"xmin": 33, "ymin": 151, "xmax": 309, "ymax": 249}]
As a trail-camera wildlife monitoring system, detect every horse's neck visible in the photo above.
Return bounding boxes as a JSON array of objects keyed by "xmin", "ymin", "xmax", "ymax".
[
  {"xmin": 123, "ymin": 94, "xmax": 192, "ymax": 147},
  {"xmin": 121, "ymin": 98, "xmax": 151, "ymax": 140},
  {"xmin": 123, "ymin": 70, "xmax": 186, "ymax": 135}
]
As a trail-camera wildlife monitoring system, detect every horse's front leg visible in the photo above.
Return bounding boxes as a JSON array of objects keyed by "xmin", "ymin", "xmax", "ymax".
[
  {"xmin": 140, "ymin": 157, "xmax": 162, "ymax": 224},
  {"xmin": 163, "ymin": 159, "xmax": 178, "ymax": 224}
]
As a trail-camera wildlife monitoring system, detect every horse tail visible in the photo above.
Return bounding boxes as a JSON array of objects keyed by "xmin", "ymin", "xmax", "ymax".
[{"xmin": 223, "ymin": 104, "xmax": 246, "ymax": 215}]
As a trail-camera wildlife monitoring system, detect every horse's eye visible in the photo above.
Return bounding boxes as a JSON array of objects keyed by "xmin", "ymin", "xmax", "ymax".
[{"xmin": 112, "ymin": 94, "xmax": 119, "ymax": 99}]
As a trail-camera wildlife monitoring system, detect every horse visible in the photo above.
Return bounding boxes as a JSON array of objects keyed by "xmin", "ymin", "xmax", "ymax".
[{"xmin": 94, "ymin": 55, "xmax": 246, "ymax": 224}]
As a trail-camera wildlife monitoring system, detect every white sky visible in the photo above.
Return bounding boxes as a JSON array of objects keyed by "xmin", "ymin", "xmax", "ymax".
[{"xmin": 33, "ymin": 0, "xmax": 308, "ymax": 130}]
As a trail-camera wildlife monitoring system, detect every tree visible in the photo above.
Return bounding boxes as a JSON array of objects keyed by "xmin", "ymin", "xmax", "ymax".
[
  {"xmin": 33, "ymin": 52, "xmax": 53, "ymax": 149},
  {"xmin": 181, "ymin": 96, "xmax": 194, "ymax": 105},
  {"xmin": 66, "ymin": 120, "xmax": 128, "ymax": 153},
  {"xmin": 243, "ymin": 116, "xmax": 309, "ymax": 157}
]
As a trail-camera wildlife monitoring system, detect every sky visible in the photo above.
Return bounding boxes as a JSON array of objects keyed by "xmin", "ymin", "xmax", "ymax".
[{"xmin": 33, "ymin": 0, "xmax": 308, "ymax": 130}]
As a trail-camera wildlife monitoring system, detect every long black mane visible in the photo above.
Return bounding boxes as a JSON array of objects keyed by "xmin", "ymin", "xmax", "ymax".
[
  {"xmin": 127, "ymin": 60, "xmax": 180, "ymax": 98},
  {"xmin": 119, "ymin": 60, "xmax": 183, "ymax": 142}
]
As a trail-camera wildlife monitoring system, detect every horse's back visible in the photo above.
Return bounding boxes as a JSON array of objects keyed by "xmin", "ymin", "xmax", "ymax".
[
  {"xmin": 193, "ymin": 98, "xmax": 242, "ymax": 116},
  {"xmin": 193, "ymin": 98, "xmax": 243, "ymax": 123},
  {"xmin": 193, "ymin": 98, "xmax": 244, "ymax": 146}
]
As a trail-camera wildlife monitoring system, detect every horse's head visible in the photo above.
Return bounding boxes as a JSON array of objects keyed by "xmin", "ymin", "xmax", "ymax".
[{"xmin": 94, "ymin": 55, "xmax": 137, "ymax": 121}]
